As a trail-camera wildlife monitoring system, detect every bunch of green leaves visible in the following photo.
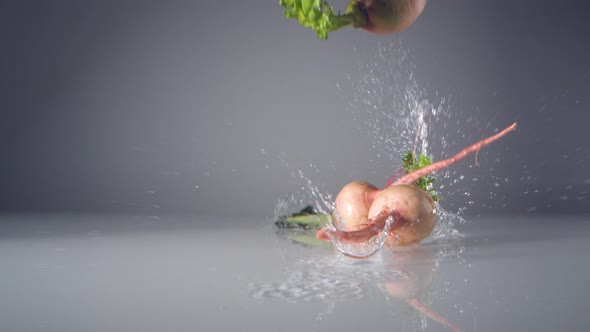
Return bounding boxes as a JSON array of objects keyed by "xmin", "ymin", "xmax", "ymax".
[
  {"xmin": 274, "ymin": 205, "xmax": 328, "ymax": 230},
  {"xmin": 279, "ymin": 0, "xmax": 354, "ymax": 39},
  {"xmin": 274, "ymin": 205, "xmax": 331, "ymax": 248},
  {"xmin": 402, "ymin": 151, "xmax": 440, "ymax": 202}
]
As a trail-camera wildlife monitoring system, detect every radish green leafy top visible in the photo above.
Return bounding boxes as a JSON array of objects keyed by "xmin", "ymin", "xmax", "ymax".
[
  {"xmin": 275, "ymin": 205, "xmax": 328, "ymax": 229},
  {"xmin": 402, "ymin": 151, "xmax": 440, "ymax": 202},
  {"xmin": 279, "ymin": 0, "xmax": 363, "ymax": 39}
]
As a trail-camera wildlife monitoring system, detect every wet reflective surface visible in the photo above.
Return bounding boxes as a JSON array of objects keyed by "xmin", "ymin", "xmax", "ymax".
[{"xmin": 1, "ymin": 214, "xmax": 589, "ymax": 331}]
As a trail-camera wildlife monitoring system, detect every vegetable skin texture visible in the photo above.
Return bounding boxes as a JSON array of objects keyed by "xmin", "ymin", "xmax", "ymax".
[
  {"xmin": 369, "ymin": 184, "xmax": 435, "ymax": 246},
  {"xmin": 333, "ymin": 181, "xmax": 379, "ymax": 231},
  {"xmin": 318, "ymin": 122, "xmax": 517, "ymax": 246},
  {"xmin": 350, "ymin": 0, "xmax": 427, "ymax": 34},
  {"xmin": 320, "ymin": 185, "xmax": 434, "ymax": 245}
]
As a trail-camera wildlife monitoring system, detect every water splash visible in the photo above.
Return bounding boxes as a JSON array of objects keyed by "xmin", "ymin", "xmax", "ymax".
[
  {"xmin": 339, "ymin": 42, "xmax": 450, "ymax": 171},
  {"xmin": 427, "ymin": 203, "xmax": 465, "ymax": 242},
  {"xmin": 272, "ymin": 41, "xmax": 465, "ymax": 254},
  {"xmin": 249, "ymin": 268, "xmax": 374, "ymax": 303},
  {"xmin": 296, "ymin": 169, "xmax": 335, "ymax": 217},
  {"xmin": 265, "ymin": 150, "xmax": 335, "ymax": 221},
  {"xmin": 326, "ymin": 214, "xmax": 395, "ymax": 259},
  {"xmin": 249, "ymin": 243, "xmax": 469, "ymax": 305},
  {"xmin": 336, "ymin": 41, "xmax": 464, "ymax": 242},
  {"xmin": 249, "ymin": 252, "xmax": 405, "ymax": 304}
]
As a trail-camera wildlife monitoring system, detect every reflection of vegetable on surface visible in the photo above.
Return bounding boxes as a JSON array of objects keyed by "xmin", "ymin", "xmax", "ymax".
[
  {"xmin": 275, "ymin": 205, "xmax": 329, "ymax": 230},
  {"xmin": 279, "ymin": 0, "xmax": 427, "ymax": 39},
  {"xmin": 254, "ymin": 228, "xmax": 466, "ymax": 331},
  {"xmin": 317, "ymin": 122, "xmax": 517, "ymax": 247},
  {"xmin": 383, "ymin": 247, "xmax": 464, "ymax": 332},
  {"xmin": 275, "ymin": 205, "xmax": 332, "ymax": 247}
]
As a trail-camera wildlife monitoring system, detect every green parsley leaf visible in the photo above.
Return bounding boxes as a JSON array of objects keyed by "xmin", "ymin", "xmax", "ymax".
[
  {"xmin": 402, "ymin": 151, "xmax": 440, "ymax": 202},
  {"xmin": 279, "ymin": 0, "xmax": 356, "ymax": 39}
]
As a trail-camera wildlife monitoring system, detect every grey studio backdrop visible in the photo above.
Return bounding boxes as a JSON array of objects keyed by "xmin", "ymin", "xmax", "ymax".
[{"xmin": 2, "ymin": 0, "xmax": 589, "ymax": 218}]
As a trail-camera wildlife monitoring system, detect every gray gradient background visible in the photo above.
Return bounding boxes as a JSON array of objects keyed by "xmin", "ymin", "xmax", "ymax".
[{"xmin": 2, "ymin": 0, "xmax": 589, "ymax": 217}]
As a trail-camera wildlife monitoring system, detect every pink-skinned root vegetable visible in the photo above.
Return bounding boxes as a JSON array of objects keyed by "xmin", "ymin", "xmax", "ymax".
[
  {"xmin": 324, "ymin": 185, "xmax": 436, "ymax": 246},
  {"xmin": 350, "ymin": 0, "xmax": 427, "ymax": 34},
  {"xmin": 279, "ymin": 0, "xmax": 427, "ymax": 39},
  {"xmin": 317, "ymin": 122, "xmax": 517, "ymax": 246}
]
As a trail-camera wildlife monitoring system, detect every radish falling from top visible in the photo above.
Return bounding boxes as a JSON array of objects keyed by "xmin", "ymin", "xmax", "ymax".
[
  {"xmin": 279, "ymin": 0, "xmax": 427, "ymax": 39},
  {"xmin": 317, "ymin": 122, "xmax": 518, "ymax": 248}
]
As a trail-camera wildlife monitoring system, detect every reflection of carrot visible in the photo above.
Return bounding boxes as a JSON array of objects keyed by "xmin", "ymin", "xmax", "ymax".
[
  {"xmin": 382, "ymin": 247, "xmax": 464, "ymax": 332},
  {"xmin": 382, "ymin": 246, "xmax": 435, "ymax": 298},
  {"xmin": 406, "ymin": 298, "xmax": 464, "ymax": 332},
  {"xmin": 317, "ymin": 123, "xmax": 517, "ymax": 247}
]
